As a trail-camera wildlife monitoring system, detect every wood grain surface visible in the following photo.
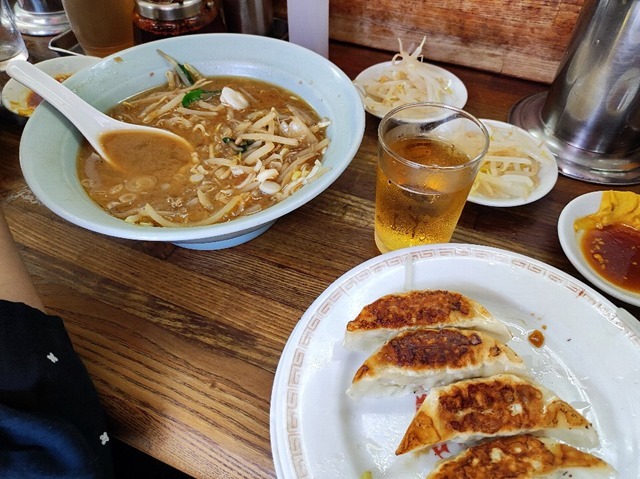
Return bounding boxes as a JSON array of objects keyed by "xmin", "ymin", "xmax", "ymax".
[
  {"xmin": 1, "ymin": 38, "xmax": 638, "ymax": 478},
  {"xmin": 275, "ymin": 0, "xmax": 586, "ymax": 83}
]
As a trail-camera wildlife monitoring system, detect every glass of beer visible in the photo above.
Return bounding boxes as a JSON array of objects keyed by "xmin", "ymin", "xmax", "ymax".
[
  {"xmin": 375, "ymin": 102, "xmax": 490, "ymax": 253},
  {"xmin": 61, "ymin": 0, "xmax": 134, "ymax": 57}
]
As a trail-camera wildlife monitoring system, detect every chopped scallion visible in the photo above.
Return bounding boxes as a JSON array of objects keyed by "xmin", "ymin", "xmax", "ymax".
[{"xmin": 182, "ymin": 88, "xmax": 222, "ymax": 107}]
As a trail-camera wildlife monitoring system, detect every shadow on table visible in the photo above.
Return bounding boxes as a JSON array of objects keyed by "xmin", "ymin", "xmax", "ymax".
[{"xmin": 112, "ymin": 439, "xmax": 193, "ymax": 479}]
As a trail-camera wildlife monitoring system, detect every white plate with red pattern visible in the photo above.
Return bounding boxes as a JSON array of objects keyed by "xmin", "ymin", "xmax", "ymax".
[{"xmin": 270, "ymin": 243, "xmax": 639, "ymax": 478}]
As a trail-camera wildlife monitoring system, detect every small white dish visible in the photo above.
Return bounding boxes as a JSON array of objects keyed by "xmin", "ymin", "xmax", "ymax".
[
  {"xmin": 353, "ymin": 60, "xmax": 467, "ymax": 119},
  {"xmin": 558, "ymin": 190, "xmax": 640, "ymax": 307},
  {"xmin": 468, "ymin": 119, "xmax": 558, "ymax": 207},
  {"xmin": 2, "ymin": 55, "xmax": 100, "ymax": 117}
]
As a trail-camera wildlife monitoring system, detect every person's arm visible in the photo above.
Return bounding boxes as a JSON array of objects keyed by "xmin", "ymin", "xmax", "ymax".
[
  {"xmin": 0, "ymin": 206, "xmax": 45, "ymax": 312},
  {"xmin": 0, "ymin": 205, "xmax": 114, "ymax": 478}
]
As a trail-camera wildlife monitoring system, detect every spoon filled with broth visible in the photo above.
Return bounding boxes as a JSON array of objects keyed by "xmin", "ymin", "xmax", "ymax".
[{"xmin": 6, "ymin": 60, "xmax": 193, "ymax": 172}]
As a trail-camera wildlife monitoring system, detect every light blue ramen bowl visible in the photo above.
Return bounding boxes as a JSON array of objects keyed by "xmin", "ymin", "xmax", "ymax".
[{"xmin": 20, "ymin": 34, "xmax": 365, "ymax": 250}]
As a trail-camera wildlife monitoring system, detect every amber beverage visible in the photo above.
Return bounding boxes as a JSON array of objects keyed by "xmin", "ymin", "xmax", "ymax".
[
  {"xmin": 374, "ymin": 103, "xmax": 489, "ymax": 253},
  {"xmin": 62, "ymin": 0, "xmax": 134, "ymax": 57}
]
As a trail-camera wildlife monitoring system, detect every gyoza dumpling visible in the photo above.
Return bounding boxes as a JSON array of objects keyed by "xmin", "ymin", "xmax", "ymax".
[
  {"xmin": 396, "ymin": 374, "xmax": 597, "ymax": 455},
  {"xmin": 348, "ymin": 328, "xmax": 526, "ymax": 399},
  {"xmin": 426, "ymin": 434, "xmax": 613, "ymax": 479},
  {"xmin": 344, "ymin": 290, "xmax": 511, "ymax": 352}
]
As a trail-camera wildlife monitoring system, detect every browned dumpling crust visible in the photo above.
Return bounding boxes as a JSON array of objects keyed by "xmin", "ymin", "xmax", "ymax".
[
  {"xmin": 348, "ymin": 290, "xmax": 483, "ymax": 332},
  {"xmin": 426, "ymin": 434, "xmax": 612, "ymax": 479},
  {"xmin": 396, "ymin": 374, "xmax": 595, "ymax": 455},
  {"xmin": 344, "ymin": 290, "xmax": 511, "ymax": 351},
  {"xmin": 348, "ymin": 328, "xmax": 525, "ymax": 399}
]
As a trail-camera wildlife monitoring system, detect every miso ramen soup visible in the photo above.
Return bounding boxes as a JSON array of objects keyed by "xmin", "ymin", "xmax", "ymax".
[{"xmin": 78, "ymin": 73, "xmax": 330, "ymax": 227}]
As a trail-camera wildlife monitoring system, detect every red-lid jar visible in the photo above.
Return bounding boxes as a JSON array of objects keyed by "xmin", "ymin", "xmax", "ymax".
[{"xmin": 133, "ymin": 0, "xmax": 225, "ymax": 44}]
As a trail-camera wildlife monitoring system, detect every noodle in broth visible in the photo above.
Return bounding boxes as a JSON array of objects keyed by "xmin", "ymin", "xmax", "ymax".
[{"xmin": 78, "ymin": 72, "xmax": 330, "ymax": 227}]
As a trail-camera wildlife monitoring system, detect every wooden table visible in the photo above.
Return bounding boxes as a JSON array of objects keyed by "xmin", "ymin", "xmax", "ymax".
[{"xmin": 1, "ymin": 37, "xmax": 639, "ymax": 478}]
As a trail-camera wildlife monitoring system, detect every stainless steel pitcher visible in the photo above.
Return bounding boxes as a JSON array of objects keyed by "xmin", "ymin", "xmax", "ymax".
[{"xmin": 510, "ymin": 0, "xmax": 640, "ymax": 185}]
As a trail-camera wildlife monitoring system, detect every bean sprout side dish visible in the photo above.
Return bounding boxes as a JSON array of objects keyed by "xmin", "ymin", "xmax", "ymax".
[
  {"xmin": 470, "ymin": 122, "xmax": 554, "ymax": 200},
  {"xmin": 353, "ymin": 37, "xmax": 454, "ymax": 114}
]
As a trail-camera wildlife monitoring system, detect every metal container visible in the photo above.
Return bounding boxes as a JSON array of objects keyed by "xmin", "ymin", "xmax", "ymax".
[
  {"xmin": 510, "ymin": 0, "xmax": 640, "ymax": 185},
  {"xmin": 221, "ymin": 0, "xmax": 272, "ymax": 36},
  {"xmin": 13, "ymin": 0, "xmax": 69, "ymax": 35},
  {"xmin": 133, "ymin": 0, "xmax": 225, "ymax": 43}
]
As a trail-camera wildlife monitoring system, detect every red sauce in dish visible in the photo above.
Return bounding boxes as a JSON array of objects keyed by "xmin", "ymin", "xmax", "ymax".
[
  {"xmin": 580, "ymin": 223, "xmax": 640, "ymax": 293},
  {"xmin": 26, "ymin": 91, "xmax": 43, "ymax": 110},
  {"xmin": 26, "ymin": 73, "xmax": 72, "ymax": 111}
]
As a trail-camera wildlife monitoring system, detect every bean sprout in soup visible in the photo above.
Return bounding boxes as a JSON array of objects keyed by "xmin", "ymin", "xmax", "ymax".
[{"xmin": 77, "ymin": 74, "xmax": 331, "ymax": 227}]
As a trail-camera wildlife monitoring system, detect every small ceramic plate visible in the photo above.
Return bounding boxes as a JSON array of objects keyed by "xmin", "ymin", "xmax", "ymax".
[
  {"xmin": 353, "ymin": 61, "xmax": 468, "ymax": 119},
  {"xmin": 2, "ymin": 55, "xmax": 100, "ymax": 117},
  {"xmin": 558, "ymin": 190, "xmax": 640, "ymax": 307},
  {"xmin": 467, "ymin": 119, "xmax": 558, "ymax": 207}
]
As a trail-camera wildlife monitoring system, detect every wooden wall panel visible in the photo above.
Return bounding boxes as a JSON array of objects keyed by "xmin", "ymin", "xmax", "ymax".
[{"xmin": 274, "ymin": 0, "xmax": 586, "ymax": 84}]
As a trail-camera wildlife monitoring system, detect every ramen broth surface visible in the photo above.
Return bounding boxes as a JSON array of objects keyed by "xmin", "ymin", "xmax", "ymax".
[
  {"xmin": 78, "ymin": 75, "xmax": 329, "ymax": 227},
  {"xmin": 100, "ymin": 129, "xmax": 194, "ymax": 175}
]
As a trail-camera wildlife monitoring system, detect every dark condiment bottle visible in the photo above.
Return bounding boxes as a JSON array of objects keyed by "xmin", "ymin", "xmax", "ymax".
[{"xmin": 133, "ymin": 0, "xmax": 225, "ymax": 44}]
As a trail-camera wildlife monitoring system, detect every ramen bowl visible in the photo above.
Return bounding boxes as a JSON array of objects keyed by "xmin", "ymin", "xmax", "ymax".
[{"xmin": 19, "ymin": 34, "xmax": 365, "ymax": 250}]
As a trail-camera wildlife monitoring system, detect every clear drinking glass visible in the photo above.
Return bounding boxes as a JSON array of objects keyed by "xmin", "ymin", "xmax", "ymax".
[
  {"xmin": 61, "ymin": 0, "xmax": 134, "ymax": 57},
  {"xmin": 0, "ymin": 0, "xmax": 28, "ymax": 71},
  {"xmin": 375, "ymin": 102, "xmax": 490, "ymax": 253}
]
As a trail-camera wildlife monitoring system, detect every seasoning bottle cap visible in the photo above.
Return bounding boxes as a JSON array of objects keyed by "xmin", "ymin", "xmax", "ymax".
[{"xmin": 135, "ymin": 0, "xmax": 203, "ymax": 21}]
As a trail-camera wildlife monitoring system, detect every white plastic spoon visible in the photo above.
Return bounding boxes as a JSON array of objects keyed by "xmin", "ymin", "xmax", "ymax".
[{"xmin": 6, "ymin": 60, "xmax": 193, "ymax": 170}]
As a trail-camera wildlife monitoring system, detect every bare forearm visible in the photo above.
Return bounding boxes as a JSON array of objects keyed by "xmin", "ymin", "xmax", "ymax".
[{"xmin": 0, "ymin": 206, "xmax": 45, "ymax": 312}]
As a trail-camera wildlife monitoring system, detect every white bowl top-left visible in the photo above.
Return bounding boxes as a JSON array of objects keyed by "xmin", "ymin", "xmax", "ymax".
[{"xmin": 2, "ymin": 56, "xmax": 100, "ymax": 117}]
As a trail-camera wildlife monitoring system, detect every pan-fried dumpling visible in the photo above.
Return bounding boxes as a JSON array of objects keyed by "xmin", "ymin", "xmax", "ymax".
[
  {"xmin": 344, "ymin": 290, "xmax": 511, "ymax": 352},
  {"xmin": 426, "ymin": 434, "xmax": 613, "ymax": 479},
  {"xmin": 348, "ymin": 328, "xmax": 526, "ymax": 399},
  {"xmin": 396, "ymin": 374, "xmax": 597, "ymax": 455}
]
